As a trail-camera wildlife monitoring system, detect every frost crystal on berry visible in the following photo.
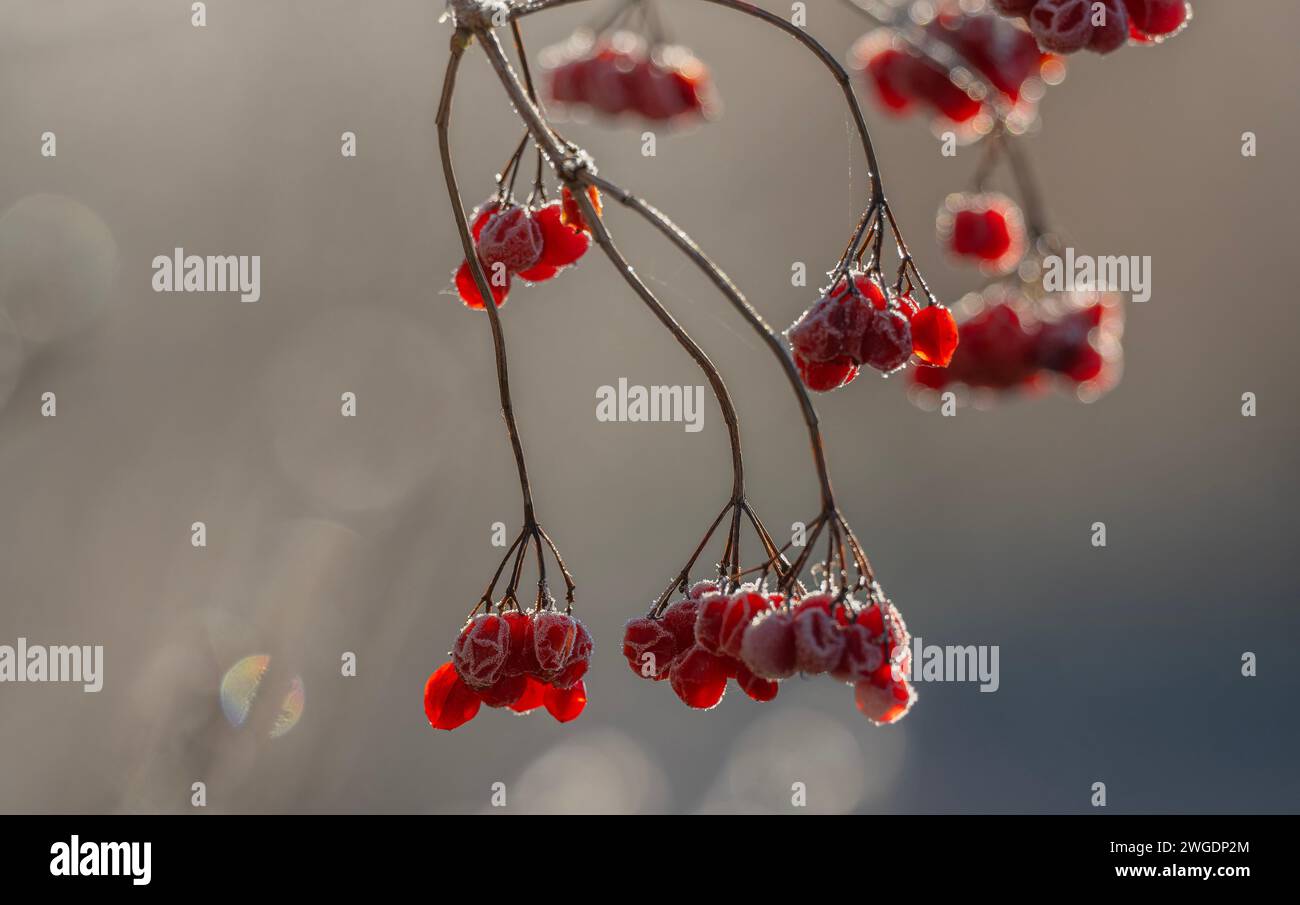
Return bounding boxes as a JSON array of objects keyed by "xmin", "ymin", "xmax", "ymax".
[{"xmin": 452, "ymin": 613, "xmax": 511, "ymax": 689}]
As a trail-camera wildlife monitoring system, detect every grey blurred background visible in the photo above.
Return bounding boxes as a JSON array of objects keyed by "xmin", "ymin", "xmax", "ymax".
[{"xmin": 0, "ymin": 0, "xmax": 1296, "ymax": 814}]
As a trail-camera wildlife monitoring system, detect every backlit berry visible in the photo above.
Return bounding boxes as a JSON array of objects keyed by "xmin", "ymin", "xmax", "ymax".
[
  {"xmin": 454, "ymin": 259, "xmax": 511, "ymax": 310},
  {"xmin": 859, "ymin": 307, "xmax": 913, "ymax": 373},
  {"xmin": 561, "ymin": 185, "xmax": 602, "ymax": 234},
  {"xmin": 830, "ymin": 623, "xmax": 886, "ymax": 683},
  {"xmin": 941, "ymin": 194, "xmax": 1026, "ymax": 274},
  {"xmin": 795, "ymin": 352, "xmax": 860, "ymax": 393},
  {"xmin": 693, "ymin": 592, "xmax": 730, "ymax": 654},
  {"xmin": 532, "ymin": 610, "xmax": 578, "ymax": 678},
  {"xmin": 477, "ymin": 204, "xmax": 544, "ymax": 274},
  {"xmin": 1029, "ymin": 0, "xmax": 1094, "ymax": 54},
  {"xmin": 552, "ymin": 618, "xmax": 591, "ymax": 690},
  {"xmin": 735, "ymin": 662, "xmax": 780, "ymax": 703},
  {"xmin": 424, "ymin": 661, "xmax": 483, "ymax": 730},
  {"xmin": 854, "ymin": 677, "xmax": 917, "ymax": 725},
  {"xmin": 501, "ymin": 610, "xmax": 539, "ymax": 677},
  {"xmin": 1125, "ymin": 0, "xmax": 1189, "ymax": 38},
  {"xmin": 793, "ymin": 606, "xmax": 846, "ymax": 675},
  {"xmin": 530, "ymin": 201, "xmax": 590, "ymax": 273},
  {"xmin": 739, "ymin": 609, "xmax": 797, "ymax": 680},
  {"xmin": 452, "ymin": 613, "xmax": 511, "ymax": 689},
  {"xmin": 789, "ymin": 277, "xmax": 878, "ymax": 363},
  {"xmin": 544, "ymin": 679, "xmax": 588, "ymax": 723},
  {"xmin": 669, "ymin": 645, "xmax": 729, "ymax": 710},
  {"xmin": 478, "ymin": 672, "xmax": 528, "ymax": 708},
  {"xmin": 718, "ymin": 589, "xmax": 772, "ymax": 659},
  {"xmin": 660, "ymin": 598, "xmax": 700, "ymax": 657},
  {"xmin": 910, "ymin": 305, "xmax": 959, "ymax": 367},
  {"xmin": 508, "ymin": 676, "xmax": 549, "ymax": 714}
]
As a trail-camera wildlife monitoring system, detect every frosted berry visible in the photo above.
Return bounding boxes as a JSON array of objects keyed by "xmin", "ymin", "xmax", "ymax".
[
  {"xmin": 660, "ymin": 598, "xmax": 700, "ymax": 657},
  {"xmin": 795, "ymin": 352, "xmax": 860, "ymax": 393},
  {"xmin": 718, "ymin": 589, "xmax": 772, "ymax": 659},
  {"xmin": 669, "ymin": 645, "xmax": 729, "ymax": 710},
  {"xmin": 452, "ymin": 613, "xmax": 511, "ymax": 689},
  {"xmin": 1029, "ymin": 0, "xmax": 1094, "ymax": 54},
  {"xmin": 454, "ymin": 259, "xmax": 511, "ymax": 310},
  {"xmin": 859, "ymin": 307, "xmax": 913, "ymax": 373},
  {"xmin": 735, "ymin": 662, "xmax": 780, "ymax": 703},
  {"xmin": 424, "ymin": 661, "xmax": 483, "ymax": 730},
  {"xmin": 739, "ymin": 609, "xmax": 798, "ymax": 680},
  {"xmin": 544, "ymin": 679, "xmax": 588, "ymax": 723},
  {"xmin": 693, "ymin": 592, "xmax": 730, "ymax": 654},
  {"xmin": 854, "ymin": 677, "xmax": 916, "ymax": 725},
  {"xmin": 793, "ymin": 606, "xmax": 846, "ymax": 675},
  {"xmin": 477, "ymin": 204, "xmax": 544, "ymax": 274},
  {"xmin": 532, "ymin": 610, "xmax": 578, "ymax": 677},
  {"xmin": 621, "ymin": 614, "xmax": 675, "ymax": 680},
  {"xmin": 501, "ymin": 610, "xmax": 539, "ymax": 677},
  {"xmin": 1125, "ymin": 0, "xmax": 1189, "ymax": 38},
  {"xmin": 688, "ymin": 579, "xmax": 720, "ymax": 600},
  {"xmin": 789, "ymin": 276, "xmax": 878, "ymax": 363},
  {"xmin": 478, "ymin": 672, "xmax": 528, "ymax": 708},
  {"xmin": 1087, "ymin": 0, "xmax": 1130, "ymax": 54},
  {"xmin": 508, "ymin": 676, "xmax": 549, "ymax": 714},
  {"xmin": 910, "ymin": 305, "xmax": 959, "ymax": 367},
  {"xmin": 550, "ymin": 619, "xmax": 592, "ymax": 690},
  {"xmin": 830, "ymin": 623, "xmax": 885, "ymax": 683}
]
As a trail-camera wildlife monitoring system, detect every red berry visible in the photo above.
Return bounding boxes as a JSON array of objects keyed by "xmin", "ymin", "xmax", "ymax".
[
  {"xmin": 795, "ymin": 351, "xmax": 860, "ymax": 393},
  {"xmin": 854, "ymin": 677, "xmax": 916, "ymax": 725},
  {"xmin": 669, "ymin": 645, "xmax": 729, "ymax": 710},
  {"xmin": 735, "ymin": 662, "xmax": 780, "ymax": 703},
  {"xmin": 1029, "ymin": 0, "xmax": 1094, "ymax": 54},
  {"xmin": 943, "ymin": 195, "xmax": 1026, "ymax": 273},
  {"xmin": 532, "ymin": 201, "xmax": 590, "ymax": 271},
  {"xmin": 548, "ymin": 60, "xmax": 586, "ymax": 104},
  {"xmin": 694, "ymin": 592, "xmax": 730, "ymax": 654},
  {"xmin": 688, "ymin": 579, "xmax": 720, "ymax": 600},
  {"xmin": 583, "ymin": 49, "xmax": 636, "ymax": 116},
  {"xmin": 830, "ymin": 623, "xmax": 886, "ymax": 683},
  {"xmin": 739, "ymin": 610, "xmax": 798, "ymax": 680},
  {"xmin": 478, "ymin": 672, "xmax": 528, "ymax": 708},
  {"xmin": 501, "ymin": 610, "xmax": 539, "ymax": 677},
  {"xmin": 953, "ymin": 210, "xmax": 1011, "ymax": 260},
  {"xmin": 452, "ymin": 613, "xmax": 511, "ymax": 689},
  {"xmin": 660, "ymin": 598, "xmax": 700, "ymax": 657},
  {"xmin": 865, "ymin": 47, "xmax": 916, "ymax": 114},
  {"xmin": 1087, "ymin": 0, "xmax": 1130, "ymax": 53},
  {"xmin": 1124, "ymin": 0, "xmax": 1188, "ymax": 37},
  {"xmin": 718, "ymin": 589, "xmax": 772, "ymax": 659},
  {"xmin": 544, "ymin": 679, "xmax": 588, "ymax": 723},
  {"xmin": 454, "ymin": 259, "xmax": 511, "ymax": 310},
  {"xmin": 424, "ymin": 661, "xmax": 483, "ymax": 730},
  {"xmin": 629, "ymin": 59, "xmax": 686, "ymax": 120},
  {"xmin": 789, "ymin": 278, "xmax": 877, "ymax": 363},
  {"xmin": 859, "ymin": 307, "xmax": 914, "ymax": 373},
  {"xmin": 911, "ymin": 305, "xmax": 959, "ymax": 367},
  {"xmin": 551, "ymin": 620, "xmax": 592, "ymax": 690},
  {"xmin": 903, "ymin": 57, "xmax": 982, "ymax": 123},
  {"xmin": 532, "ymin": 610, "xmax": 578, "ymax": 678},
  {"xmin": 508, "ymin": 676, "xmax": 549, "ymax": 714},
  {"xmin": 477, "ymin": 204, "xmax": 544, "ymax": 274},
  {"xmin": 793, "ymin": 606, "xmax": 846, "ymax": 675},
  {"xmin": 561, "ymin": 185, "xmax": 601, "ymax": 234}
]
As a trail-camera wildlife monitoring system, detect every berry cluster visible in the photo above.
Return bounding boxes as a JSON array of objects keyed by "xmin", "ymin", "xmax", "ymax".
[
  {"xmin": 938, "ymin": 192, "xmax": 1027, "ymax": 275},
  {"xmin": 623, "ymin": 581, "xmax": 916, "ymax": 725},
  {"xmin": 543, "ymin": 31, "xmax": 714, "ymax": 123},
  {"xmin": 851, "ymin": 9, "xmax": 1055, "ymax": 139},
  {"xmin": 788, "ymin": 271, "xmax": 958, "ymax": 392},
  {"xmin": 453, "ymin": 187, "xmax": 599, "ymax": 310},
  {"xmin": 424, "ymin": 607, "xmax": 593, "ymax": 730},
  {"xmin": 994, "ymin": 0, "xmax": 1191, "ymax": 55},
  {"xmin": 911, "ymin": 289, "xmax": 1123, "ymax": 399}
]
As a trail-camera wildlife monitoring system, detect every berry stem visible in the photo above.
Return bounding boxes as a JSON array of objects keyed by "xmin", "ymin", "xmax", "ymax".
[{"xmin": 476, "ymin": 27, "xmax": 747, "ymax": 515}]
